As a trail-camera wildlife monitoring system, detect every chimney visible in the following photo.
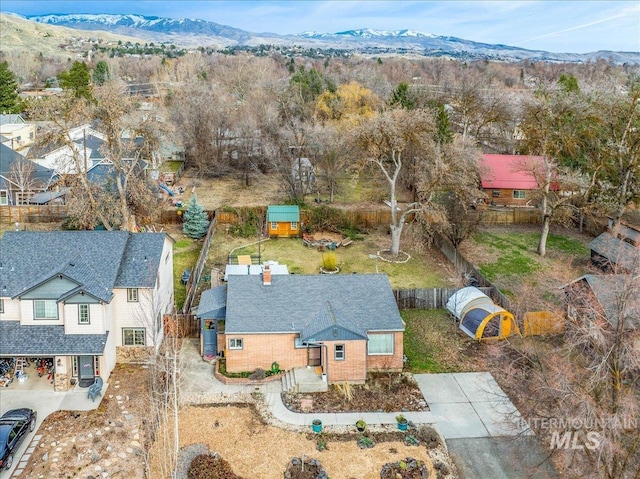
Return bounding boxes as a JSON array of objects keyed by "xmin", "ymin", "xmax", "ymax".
[{"xmin": 262, "ymin": 264, "xmax": 272, "ymax": 285}]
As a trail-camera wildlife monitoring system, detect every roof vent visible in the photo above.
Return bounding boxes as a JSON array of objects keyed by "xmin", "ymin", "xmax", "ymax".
[{"xmin": 263, "ymin": 264, "xmax": 271, "ymax": 286}]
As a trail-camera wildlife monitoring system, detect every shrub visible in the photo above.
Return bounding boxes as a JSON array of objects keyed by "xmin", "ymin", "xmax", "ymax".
[
  {"xmin": 187, "ymin": 454, "xmax": 243, "ymax": 479},
  {"xmin": 321, "ymin": 252, "xmax": 338, "ymax": 271},
  {"xmin": 249, "ymin": 368, "xmax": 266, "ymax": 380}
]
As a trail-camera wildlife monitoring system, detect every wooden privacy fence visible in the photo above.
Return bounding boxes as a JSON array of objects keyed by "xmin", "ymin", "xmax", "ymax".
[
  {"xmin": 0, "ymin": 205, "xmax": 67, "ymax": 224},
  {"xmin": 394, "ymin": 287, "xmax": 496, "ymax": 310},
  {"xmin": 182, "ymin": 215, "xmax": 218, "ymax": 314},
  {"xmin": 164, "ymin": 314, "xmax": 199, "ymax": 338}
]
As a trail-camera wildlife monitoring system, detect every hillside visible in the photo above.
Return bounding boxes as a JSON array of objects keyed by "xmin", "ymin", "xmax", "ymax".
[{"xmin": 0, "ymin": 12, "xmax": 144, "ymax": 59}]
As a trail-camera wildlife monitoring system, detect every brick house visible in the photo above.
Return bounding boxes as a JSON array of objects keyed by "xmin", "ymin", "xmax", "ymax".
[
  {"xmin": 203, "ymin": 272, "xmax": 405, "ymax": 384},
  {"xmin": 0, "ymin": 231, "xmax": 174, "ymax": 391}
]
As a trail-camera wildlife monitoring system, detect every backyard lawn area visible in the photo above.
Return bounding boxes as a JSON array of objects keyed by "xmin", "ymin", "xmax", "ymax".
[
  {"xmin": 205, "ymin": 225, "xmax": 456, "ymax": 289},
  {"xmin": 459, "ymin": 225, "xmax": 593, "ymax": 311}
]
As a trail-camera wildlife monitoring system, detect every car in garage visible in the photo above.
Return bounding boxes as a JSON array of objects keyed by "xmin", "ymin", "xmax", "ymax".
[{"xmin": 0, "ymin": 408, "xmax": 37, "ymax": 471}]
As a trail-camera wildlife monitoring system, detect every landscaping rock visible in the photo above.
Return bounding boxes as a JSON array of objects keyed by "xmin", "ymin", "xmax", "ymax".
[
  {"xmin": 380, "ymin": 457, "xmax": 430, "ymax": 479},
  {"xmin": 284, "ymin": 456, "xmax": 328, "ymax": 479}
]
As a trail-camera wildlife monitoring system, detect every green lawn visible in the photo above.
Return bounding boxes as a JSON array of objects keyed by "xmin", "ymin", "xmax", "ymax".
[
  {"xmin": 402, "ymin": 309, "xmax": 481, "ymax": 373},
  {"xmin": 471, "ymin": 231, "xmax": 589, "ymax": 281},
  {"xmin": 173, "ymin": 238, "xmax": 201, "ymax": 310},
  {"xmin": 209, "ymin": 230, "xmax": 450, "ymax": 289}
]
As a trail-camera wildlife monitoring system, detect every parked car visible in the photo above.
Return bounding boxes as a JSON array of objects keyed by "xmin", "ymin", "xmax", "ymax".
[{"xmin": 0, "ymin": 408, "xmax": 37, "ymax": 471}]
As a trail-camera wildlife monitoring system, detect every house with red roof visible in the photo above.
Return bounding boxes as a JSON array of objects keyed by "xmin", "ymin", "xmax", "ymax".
[{"xmin": 479, "ymin": 154, "xmax": 547, "ymax": 207}]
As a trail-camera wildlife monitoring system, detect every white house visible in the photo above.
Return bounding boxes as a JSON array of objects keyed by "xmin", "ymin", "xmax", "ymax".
[{"xmin": 0, "ymin": 231, "xmax": 174, "ymax": 391}]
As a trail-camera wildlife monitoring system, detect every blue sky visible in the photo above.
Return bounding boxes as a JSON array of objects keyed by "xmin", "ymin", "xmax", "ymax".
[{"xmin": 2, "ymin": 1, "xmax": 639, "ymax": 54}]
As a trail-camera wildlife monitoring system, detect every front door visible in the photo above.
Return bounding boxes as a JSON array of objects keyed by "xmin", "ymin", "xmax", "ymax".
[
  {"xmin": 78, "ymin": 355, "xmax": 95, "ymax": 387},
  {"xmin": 307, "ymin": 346, "xmax": 321, "ymax": 367}
]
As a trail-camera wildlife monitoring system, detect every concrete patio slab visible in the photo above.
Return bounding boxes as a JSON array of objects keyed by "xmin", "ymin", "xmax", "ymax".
[
  {"xmin": 454, "ymin": 371, "xmax": 506, "ymax": 403},
  {"xmin": 428, "ymin": 402, "xmax": 489, "ymax": 439},
  {"xmin": 472, "ymin": 399, "xmax": 532, "ymax": 437},
  {"xmin": 413, "ymin": 373, "xmax": 466, "ymax": 403}
]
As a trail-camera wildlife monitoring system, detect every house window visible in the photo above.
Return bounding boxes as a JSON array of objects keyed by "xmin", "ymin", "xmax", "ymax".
[
  {"xmin": 165, "ymin": 252, "xmax": 170, "ymax": 264},
  {"xmin": 513, "ymin": 190, "xmax": 526, "ymax": 199},
  {"xmin": 34, "ymin": 300, "xmax": 58, "ymax": 319},
  {"xmin": 228, "ymin": 338, "xmax": 243, "ymax": 350},
  {"xmin": 270, "ymin": 222, "xmax": 277, "ymax": 230},
  {"xmin": 334, "ymin": 344, "xmax": 345, "ymax": 361},
  {"xmin": 72, "ymin": 356, "xmax": 78, "ymax": 376},
  {"xmin": 492, "ymin": 190, "xmax": 500, "ymax": 198},
  {"xmin": 0, "ymin": 190, "xmax": 8, "ymax": 205},
  {"xmin": 123, "ymin": 328, "xmax": 146, "ymax": 346},
  {"xmin": 368, "ymin": 334, "xmax": 394, "ymax": 355},
  {"xmin": 291, "ymin": 222, "xmax": 298, "ymax": 230},
  {"xmin": 78, "ymin": 304, "xmax": 90, "ymax": 324},
  {"xmin": 127, "ymin": 288, "xmax": 138, "ymax": 302},
  {"xmin": 0, "ymin": 299, "xmax": 4, "ymax": 313}
]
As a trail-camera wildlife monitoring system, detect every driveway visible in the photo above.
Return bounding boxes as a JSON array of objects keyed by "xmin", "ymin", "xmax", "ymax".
[
  {"xmin": 0, "ymin": 383, "xmax": 105, "ymax": 478},
  {"xmin": 414, "ymin": 372, "xmax": 558, "ymax": 479}
]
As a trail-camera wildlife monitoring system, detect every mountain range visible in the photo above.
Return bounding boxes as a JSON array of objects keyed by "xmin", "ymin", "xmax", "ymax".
[{"xmin": 8, "ymin": 12, "xmax": 640, "ymax": 64}]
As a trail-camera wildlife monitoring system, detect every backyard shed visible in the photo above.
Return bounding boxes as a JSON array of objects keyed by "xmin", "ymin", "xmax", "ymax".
[
  {"xmin": 446, "ymin": 287, "xmax": 519, "ymax": 340},
  {"xmin": 267, "ymin": 205, "xmax": 301, "ymax": 238}
]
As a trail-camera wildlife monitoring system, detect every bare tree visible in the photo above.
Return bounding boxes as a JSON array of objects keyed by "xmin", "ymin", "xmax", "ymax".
[{"xmin": 8, "ymin": 158, "xmax": 36, "ymax": 205}]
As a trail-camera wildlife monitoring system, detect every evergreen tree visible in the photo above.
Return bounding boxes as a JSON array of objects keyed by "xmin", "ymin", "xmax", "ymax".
[
  {"xmin": 58, "ymin": 61, "xmax": 92, "ymax": 99},
  {"xmin": 182, "ymin": 194, "xmax": 210, "ymax": 239},
  {"xmin": 389, "ymin": 82, "xmax": 414, "ymax": 109},
  {"xmin": 92, "ymin": 60, "xmax": 110, "ymax": 86},
  {"xmin": 0, "ymin": 61, "xmax": 23, "ymax": 113}
]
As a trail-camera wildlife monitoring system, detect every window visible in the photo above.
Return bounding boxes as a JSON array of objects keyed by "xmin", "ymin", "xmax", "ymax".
[
  {"xmin": 164, "ymin": 252, "xmax": 170, "ymax": 264},
  {"xmin": 492, "ymin": 190, "xmax": 500, "ymax": 198},
  {"xmin": 127, "ymin": 288, "xmax": 138, "ymax": 302},
  {"xmin": 270, "ymin": 222, "xmax": 277, "ymax": 230},
  {"xmin": 334, "ymin": 344, "xmax": 345, "ymax": 360},
  {"xmin": 34, "ymin": 300, "xmax": 58, "ymax": 319},
  {"xmin": 368, "ymin": 333, "xmax": 394, "ymax": 355},
  {"xmin": 291, "ymin": 222, "xmax": 298, "ymax": 230},
  {"xmin": 228, "ymin": 338, "xmax": 243, "ymax": 350},
  {"xmin": 0, "ymin": 299, "xmax": 4, "ymax": 313},
  {"xmin": 123, "ymin": 328, "xmax": 146, "ymax": 346},
  {"xmin": 78, "ymin": 304, "xmax": 90, "ymax": 324},
  {"xmin": 513, "ymin": 190, "xmax": 526, "ymax": 199},
  {"xmin": 0, "ymin": 190, "xmax": 8, "ymax": 206}
]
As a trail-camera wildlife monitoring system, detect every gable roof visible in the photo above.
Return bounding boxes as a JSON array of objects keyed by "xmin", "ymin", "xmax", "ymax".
[
  {"xmin": 300, "ymin": 302, "xmax": 367, "ymax": 341},
  {"xmin": 196, "ymin": 285, "xmax": 227, "ymax": 319},
  {"xmin": 0, "ymin": 231, "xmax": 169, "ymax": 302},
  {"xmin": 267, "ymin": 205, "xmax": 300, "ymax": 222},
  {"xmin": 0, "ymin": 114, "xmax": 25, "ymax": 126},
  {"xmin": 565, "ymin": 275, "xmax": 639, "ymax": 329},
  {"xmin": 0, "ymin": 143, "xmax": 56, "ymax": 191},
  {"xmin": 479, "ymin": 154, "xmax": 545, "ymax": 190},
  {"xmin": 224, "ymin": 274, "xmax": 404, "ymax": 335},
  {"xmin": 589, "ymin": 232, "xmax": 639, "ymax": 272}
]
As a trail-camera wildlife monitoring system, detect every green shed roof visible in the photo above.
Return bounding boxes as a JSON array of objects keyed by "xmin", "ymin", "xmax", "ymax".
[{"xmin": 267, "ymin": 205, "xmax": 300, "ymax": 222}]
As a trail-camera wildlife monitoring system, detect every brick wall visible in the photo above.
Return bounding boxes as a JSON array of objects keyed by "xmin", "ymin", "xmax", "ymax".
[
  {"xmin": 324, "ymin": 340, "xmax": 367, "ymax": 383},
  {"xmin": 367, "ymin": 332, "xmax": 404, "ymax": 371},
  {"xmin": 224, "ymin": 333, "xmax": 307, "ymax": 373}
]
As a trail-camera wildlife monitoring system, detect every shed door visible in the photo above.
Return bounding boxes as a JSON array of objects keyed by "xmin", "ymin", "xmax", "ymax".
[{"xmin": 203, "ymin": 320, "xmax": 218, "ymax": 357}]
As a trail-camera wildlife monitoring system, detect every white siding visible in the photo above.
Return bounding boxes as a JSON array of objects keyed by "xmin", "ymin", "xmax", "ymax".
[
  {"xmin": 63, "ymin": 303, "xmax": 106, "ymax": 335},
  {"xmin": 0, "ymin": 298, "xmax": 21, "ymax": 321},
  {"xmin": 19, "ymin": 300, "xmax": 63, "ymax": 325}
]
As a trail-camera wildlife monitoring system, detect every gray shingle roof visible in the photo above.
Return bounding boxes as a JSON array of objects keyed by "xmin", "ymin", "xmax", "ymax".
[
  {"xmin": 582, "ymin": 275, "xmax": 639, "ymax": 329},
  {"xmin": 196, "ymin": 285, "xmax": 227, "ymax": 319},
  {"xmin": 0, "ymin": 231, "xmax": 168, "ymax": 302},
  {"xmin": 0, "ymin": 321, "xmax": 108, "ymax": 355},
  {"xmin": 224, "ymin": 274, "xmax": 404, "ymax": 334},
  {"xmin": 300, "ymin": 302, "xmax": 367, "ymax": 341},
  {"xmin": 589, "ymin": 232, "xmax": 639, "ymax": 272},
  {"xmin": 0, "ymin": 143, "xmax": 56, "ymax": 191}
]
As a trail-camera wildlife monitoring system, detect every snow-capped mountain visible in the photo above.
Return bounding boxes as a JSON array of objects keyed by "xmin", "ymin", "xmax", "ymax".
[{"xmin": 21, "ymin": 13, "xmax": 640, "ymax": 64}]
